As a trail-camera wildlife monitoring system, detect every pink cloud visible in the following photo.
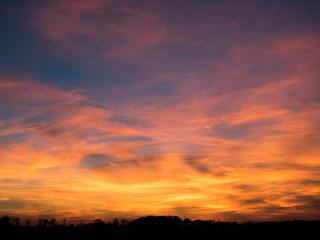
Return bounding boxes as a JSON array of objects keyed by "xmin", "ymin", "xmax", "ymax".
[
  {"xmin": 1, "ymin": 1, "xmax": 319, "ymax": 221},
  {"xmin": 30, "ymin": 0, "xmax": 169, "ymax": 67},
  {"xmin": 1, "ymin": 69, "xmax": 320, "ymax": 220}
]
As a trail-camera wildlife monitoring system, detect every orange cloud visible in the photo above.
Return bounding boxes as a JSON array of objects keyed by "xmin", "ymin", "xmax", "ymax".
[
  {"xmin": 1, "ymin": 1, "xmax": 320, "ymax": 222},
  {"xmin": 1, "ymin": 67, "xmax": 320, "ymax": 222}
]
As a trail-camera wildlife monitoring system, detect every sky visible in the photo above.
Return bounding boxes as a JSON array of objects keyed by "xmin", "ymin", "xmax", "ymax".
[{"xmin": 0, "ymin": 0, "xmax": 320, "ymax": 223}]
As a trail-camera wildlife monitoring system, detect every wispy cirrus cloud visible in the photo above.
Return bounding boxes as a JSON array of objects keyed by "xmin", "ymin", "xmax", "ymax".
[
  {"xmin": 1, "ymin": 66, "xmax": 319, "ymax": 221},
  {"xmin": 0, "ymin": 0, "xmax": 319, "ymax": 221}
]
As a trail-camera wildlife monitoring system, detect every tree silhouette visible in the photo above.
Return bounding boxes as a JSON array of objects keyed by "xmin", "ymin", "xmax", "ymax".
[
  {"xmin": 0, "ymin": 216, "xmax": 11, "ymax": 228},
  {"xmin": 0, "ymin": 215, "xmax": 319, "ymax": 238},
  {"xmin": 26, "ymin": 219, "xmax": 31, "ymax": 227},
  {"xmin": 183, "ymin": 218, "xmax": 192, "ymax": 225},
  {"xmin": 49, "ymin": 218, "xmax": 57, "ymax": 227},
  {"xmin": 120, "ymin": 219, "xmax": 128, "ymax": 226},
  {"xmin": 93, "ymin": 218, "xmax": 104, "ymax": 227},
  {"xmin": 10, "ymin": 217, "xmax": 20, "ymax": 227},
  {"xmin": 43, "ymin": 219, "xmax": 49, "ymax": 227},
  {"xmin": 38, "ymin": 218, "xmax": 43, "ymax": 227},
  {"xmin": 112, "ymin": 218, "xmax": 119, "ymax": 226}
]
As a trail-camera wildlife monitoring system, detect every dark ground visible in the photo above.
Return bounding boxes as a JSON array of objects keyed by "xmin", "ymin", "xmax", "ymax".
[{"xmin": 1, "ymin": 215, "xmax": 319, "ymax": 239}]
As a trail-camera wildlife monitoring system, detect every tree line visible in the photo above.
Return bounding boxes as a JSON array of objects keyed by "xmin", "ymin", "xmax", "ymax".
[{"xmin": 1, "ymin": 215, "xmax": 319, "ymax": 238}]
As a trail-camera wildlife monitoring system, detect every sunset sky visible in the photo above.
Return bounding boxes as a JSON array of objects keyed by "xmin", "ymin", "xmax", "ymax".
[{"xmin": 1, "ymin": 0, "xmax": 320, "ymax": 223}]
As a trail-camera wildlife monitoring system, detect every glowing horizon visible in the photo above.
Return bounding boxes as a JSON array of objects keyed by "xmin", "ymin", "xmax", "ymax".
[{"xmin": 0, "ymin": 0, "xmax": 320, "ymax": 223}]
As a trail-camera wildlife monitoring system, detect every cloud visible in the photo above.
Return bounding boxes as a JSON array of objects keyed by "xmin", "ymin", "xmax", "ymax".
[
  {"xmin": 29, "ymin": 0, "xmax": 169, "ymax": 68},
  {"xmin": 0, "ymin": 198, "xmax": 43, "ymax": 210},
  {"xmin": 0, "ymin": 0, "xmax": 319, "ymax": 221},
  {"xmin": 302, "ymin": 180, "xmax": 320, "ymax": 185},
  {"xmin": 79, "ymin": 154, "xmax": 118, "ymax": 168},
  {"xmin": 290, "ymin": 195, "xmax": 320, "ymax": 211},
  {"xmin": 234, "ymin": 184, "xmax": 257, "ymax": 192},
  {"xmin": 184, "ymin": 155, "xmax": 211, "ymax": 173},
  {"xmin": 0, "ymin": 75, "xmax": 86, "ymax": 104},
  {"xmin": 87, "ymin": 136, "xmax": 152, "ymax": 145},
  {"xmin": 0, "ymin": 178, "xmax": 25, "ymax": 184},
  {"xmin": 210, "ymin": 118, "xmax": 280, "ymax": 140},
  {"xmin": 244, "ymin": 198, "xmax": 266, "ymax": 204}
]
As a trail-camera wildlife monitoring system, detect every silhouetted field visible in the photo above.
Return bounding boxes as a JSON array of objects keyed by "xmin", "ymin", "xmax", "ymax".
[{"xmin": 1, "ymin": 215, "xmax": 319, "ymax": 239}]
